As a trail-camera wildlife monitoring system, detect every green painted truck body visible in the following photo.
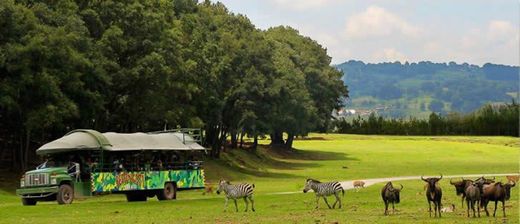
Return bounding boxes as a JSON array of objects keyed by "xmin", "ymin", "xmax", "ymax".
[
  {"xmin": 16, "ymin": 168, "xmax": 205, "ymax": 197},
  {"xmin": 91, "ymin": 170, "xmax": 205, "ymax": 192}
]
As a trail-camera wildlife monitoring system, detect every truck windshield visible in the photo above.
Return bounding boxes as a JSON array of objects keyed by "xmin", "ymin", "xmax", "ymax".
[{"xmin": 36, "ymin": 160, "xmax": 58, "ymax": 169}]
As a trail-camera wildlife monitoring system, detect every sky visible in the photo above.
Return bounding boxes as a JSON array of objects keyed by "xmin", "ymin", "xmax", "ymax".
[{"xmin": 214, "ymin": 0, "xmax": 519, "ymax": 66}]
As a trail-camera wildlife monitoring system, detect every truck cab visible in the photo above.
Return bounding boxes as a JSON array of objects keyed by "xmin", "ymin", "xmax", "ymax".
[{"xmin": 16, "ymin": 165, "xmax": 76, "ymax": 205}]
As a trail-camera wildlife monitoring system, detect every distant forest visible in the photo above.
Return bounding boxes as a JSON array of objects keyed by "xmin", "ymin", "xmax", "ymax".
[
  {"xmin": 333, "ymin": 102, "xmax": 519, "ymax": 137},
  {"xmin": 336, "ymin": 61, "xmax": 519, "ymax": 118}
]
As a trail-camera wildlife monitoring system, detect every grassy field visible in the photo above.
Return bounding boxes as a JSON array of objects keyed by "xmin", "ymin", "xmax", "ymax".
[{"xmin": 0, "ymin": 134, "xmax": 518, "ymax": 223}]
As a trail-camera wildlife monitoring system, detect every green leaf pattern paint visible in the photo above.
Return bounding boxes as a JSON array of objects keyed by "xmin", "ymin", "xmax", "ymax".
[{"xmin": 91, "ymin": 170, "xmax": 205, "ymax": 192}]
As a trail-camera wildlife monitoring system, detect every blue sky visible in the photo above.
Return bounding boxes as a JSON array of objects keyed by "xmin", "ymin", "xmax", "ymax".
[{"xmin": 215, "ymin": 0, "xmax": 519, "ymax": 65}]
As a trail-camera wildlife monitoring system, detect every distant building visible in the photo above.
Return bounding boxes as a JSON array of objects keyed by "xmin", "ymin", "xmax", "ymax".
[{"xmin": 332, "ymin": 108, "xmax": 357, "ymax": 119}]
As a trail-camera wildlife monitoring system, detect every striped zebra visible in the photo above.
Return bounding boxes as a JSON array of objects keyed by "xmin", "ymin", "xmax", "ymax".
[
  {"xmin": 303, "ymin": 179, "xmax": 345, "ymax": 209},
  {"xmin": 216, "ymin": 179, "xmax": 255, "ymax": 212}
]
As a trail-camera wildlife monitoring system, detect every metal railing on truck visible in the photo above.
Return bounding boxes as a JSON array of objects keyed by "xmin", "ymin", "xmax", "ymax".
[{"xmin": 149, "ymin": 128, "xmax": 204, "ymax": 145}]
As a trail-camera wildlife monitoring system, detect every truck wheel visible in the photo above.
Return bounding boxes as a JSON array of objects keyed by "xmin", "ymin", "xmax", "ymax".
[
  {"xmin": 57, "ymin": 184, "xmax": 74, "ymax": 205},
  {"xmin": 22, "ymin": 198, "xmax": 37, "ymax": 206},
  {"xmin": 126, "ymin": 192, "xmax": 147, "ymax": 202},
  {"xmin": 157, "ymin": 182, "xmax": 177, "ymax": 201}
]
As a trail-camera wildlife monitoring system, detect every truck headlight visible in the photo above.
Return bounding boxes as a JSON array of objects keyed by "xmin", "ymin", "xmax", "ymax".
[
  {"xmin": 51, "ymin": 177, "xmax": 57, "ymax": 185},
  {"xmin": 20, "ymin": 179, "xmax": 25, "ymax": 188}
]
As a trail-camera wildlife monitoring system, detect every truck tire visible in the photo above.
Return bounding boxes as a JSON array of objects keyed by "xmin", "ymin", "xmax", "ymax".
[
  {"xmin": 126, "ymin": 192, "xmax": 147, "ymax": 202},
  {"xmin": 22, "ymin": 198, "xmax": 37, "ymax": 206},
  {"xmin": 57, "ymin": 184, "xmax": 74, "ymax": 205},
  {"xmin": 157, "ymin": 182, "xmax": 177, "ymax": 201}
]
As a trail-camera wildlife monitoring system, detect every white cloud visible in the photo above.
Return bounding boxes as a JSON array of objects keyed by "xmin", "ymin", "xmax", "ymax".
[
  {"xmin": 372, "ymin": 48, "xmax": 408, "ymax": 62},
  {"xmin": 451, "ymin": 20, "xmax": 519, "ymax": 65},
  {"xmin": 344, "ymin": 6, "xmax": 421, "ymax": 39},
  {"xmin": 487, "ymin": 20, "xmax": 517, "ymax": 44},
  {"xmin": 341, "ymin": 11, "xmax": 518, "ymax": 65}
]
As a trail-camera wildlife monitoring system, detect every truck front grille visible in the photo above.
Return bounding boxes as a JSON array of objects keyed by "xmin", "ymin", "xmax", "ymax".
[{"xmin": 25, "ymin": 173, "xmax": 49, "ymax": 186}]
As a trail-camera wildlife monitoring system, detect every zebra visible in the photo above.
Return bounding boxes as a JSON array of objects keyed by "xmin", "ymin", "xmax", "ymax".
[
  {"xmin": 216, "ymin": 179, "xmax": 255, "ymax": 212},
  {"xmin": 303, "ymin": 178, "xmax": 345, "ymax": 209}
]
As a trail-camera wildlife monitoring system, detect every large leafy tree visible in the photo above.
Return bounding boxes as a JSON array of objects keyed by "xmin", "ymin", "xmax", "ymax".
[{"xmin": 265, "ymin": 26, "xmax": 348, "ymax": 148}]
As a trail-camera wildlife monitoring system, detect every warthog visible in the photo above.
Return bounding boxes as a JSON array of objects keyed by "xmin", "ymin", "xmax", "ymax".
[
  {"xmin": 506, "ymin": 175, "xmax": 519, "ymax": 184},
  {"xmin": 353, "ymin": 180, "xmax": 365, "ymax": 191}
]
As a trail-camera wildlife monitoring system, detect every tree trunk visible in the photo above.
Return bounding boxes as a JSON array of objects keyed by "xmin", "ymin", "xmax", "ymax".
[
  {"xmin": 251, "ymin": 135, "xmax": 258, "ymax": 151},
  {"xmin": 217, "ymin": 128, "xmax": 227, "ymax": 157},
  {"xmin": 11, "ymin": 141, "xmax": 16, "ymax": 170},
  {"xmin": 270, "ymin": 131, "xmax": 284, "ymax": 146},
  {"xmin": 23, "ymin": 128, "xmax": 30, "ymax": 171},
  {"xmin": 206, "ymin": 125, "xmax": 221, "ymax": 158},
  {"xmin": 19, "ymin": 132, "xmax": 24, "ymax": 171},
  {"xmin": 285, "ymin": 133, "xmax": 294, "ymax": 149},
  {"xmin": 230, "ymin": 131, "xmax": 238, "ymax": 149},
  {"xmin": 19, "ymin": 128, "xmax": 30, "ymax": 171},
  {"xmin": 239, "ymin": 132, "xmax": 244, "ymax": 149}
]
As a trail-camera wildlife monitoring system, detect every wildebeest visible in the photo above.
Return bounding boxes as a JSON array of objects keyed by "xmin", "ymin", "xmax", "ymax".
[
  {"xmin": 474, "ymin": 176, "xmax": 495, "ymax": 186},
  {"xmin": 422, "ymin": 175, "xmax": 443, "ymax": 218},
  {"xmin": 464, "ymin": 182, "xmax": 480, "ymax": 218},
  {"xmin": 481, "ymin": 181, "xmax": 516, "ymax": 217},
  {"xmin": 353, "ymin": 180, "xmax": 365, "ymax": 191},
  {"xmin": 473, "ymin": 176, "xmax": 495, "ymax": 196},
  {"xmin": 381, "ymin": 182, "xmax": 403, "ymax": 215},
  {"xmin": 450, "ymin": 178, "xmax": 473, "ymax": 208},
  {"xmin": 303, "ymin": 179, "xmax": 344, "ymax": 209}
]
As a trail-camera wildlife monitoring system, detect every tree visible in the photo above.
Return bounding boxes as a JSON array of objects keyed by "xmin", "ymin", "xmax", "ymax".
[{"xmin": 265, "ymin": 26, "xmax": 348, "ymax": 148}]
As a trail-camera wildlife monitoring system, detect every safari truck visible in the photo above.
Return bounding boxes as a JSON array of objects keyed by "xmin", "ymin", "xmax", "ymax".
[{"xmin": 16, "ymin": 129, "xmax": 206, "ymax": 205}]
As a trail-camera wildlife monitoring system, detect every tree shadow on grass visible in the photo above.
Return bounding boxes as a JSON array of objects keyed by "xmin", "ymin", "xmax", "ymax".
[
  {"xmin": 204, "ymin": 145, "xmax": 359, "ymax": 181},
  {"xmin": 268, "ymin": 147, "xmax": 356, "ymax": 161}
]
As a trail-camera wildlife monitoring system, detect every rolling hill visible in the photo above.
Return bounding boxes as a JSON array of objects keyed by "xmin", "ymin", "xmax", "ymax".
[{"xmin": 336, "ymin": 61, "xmax": 519, "ymax": 118}]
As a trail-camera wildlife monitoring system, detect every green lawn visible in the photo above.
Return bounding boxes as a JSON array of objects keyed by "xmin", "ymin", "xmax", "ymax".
[{"xmin": 0, "ymin": 134, "xmax": 518, "ymax": 223}]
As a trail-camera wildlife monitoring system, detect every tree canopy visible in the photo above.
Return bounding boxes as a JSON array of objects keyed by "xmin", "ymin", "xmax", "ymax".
[{"xmin": 0, "ymin": 0, "xmax": 348, "ymax": 170}]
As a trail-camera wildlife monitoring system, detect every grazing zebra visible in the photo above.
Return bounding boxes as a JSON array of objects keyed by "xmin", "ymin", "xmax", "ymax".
[
  {"xmin": 303, "ymin": 179, "xmax": 344, "ymax": 209},
  {"xmin": 216, "ymin": 179, "xmax": 255, "ymax": 212}
]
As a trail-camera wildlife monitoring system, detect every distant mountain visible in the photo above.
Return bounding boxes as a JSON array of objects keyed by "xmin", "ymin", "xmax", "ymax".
[{"xmin": 335, "ymin": 60, "xmax": 519, "ymax": 118}]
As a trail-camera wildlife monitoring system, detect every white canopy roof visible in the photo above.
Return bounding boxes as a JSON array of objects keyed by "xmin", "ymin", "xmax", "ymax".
[{"xmin": 36, "ymin": 129, "xmax": 205, "ymax": 155}]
